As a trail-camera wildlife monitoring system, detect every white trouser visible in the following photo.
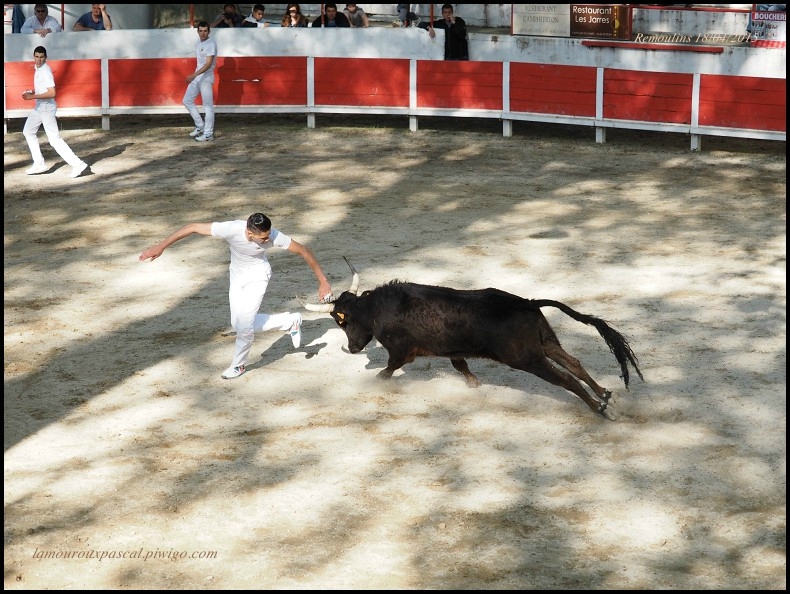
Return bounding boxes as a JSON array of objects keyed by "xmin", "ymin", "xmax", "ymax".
[
  {"xmin": 23, "ymin": 102, "xmax": 83, "ymax": 167},
  {"xmin": 182, "ymin": 74, "xmax": 215, "ymax": 136},
  {"xmin": 228, "ymin": 278, "xmax": 299, "ymax": 369}
]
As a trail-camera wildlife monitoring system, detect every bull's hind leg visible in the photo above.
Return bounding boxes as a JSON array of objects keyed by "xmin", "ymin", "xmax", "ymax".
[
  {"xmin": 543, "ymin": 340, "xmax": 613, "ymax": 403},
  {"xmin": 450, "ymin": 358, "xmax": 482, "ymax": 387},
  {"xmin": 518, "ymin": 357, "xmax": 615, "ymax": 420}
]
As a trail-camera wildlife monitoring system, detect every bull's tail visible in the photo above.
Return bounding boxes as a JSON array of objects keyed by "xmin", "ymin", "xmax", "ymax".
[{"xmin": 529, "ymin": 299, "xmax": 644, "ymax": 388}]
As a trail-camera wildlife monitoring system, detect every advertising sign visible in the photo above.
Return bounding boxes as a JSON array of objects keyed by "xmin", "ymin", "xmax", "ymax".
[
  {"xmin": 569, "ymin": 5, "xmax": 630, "ymax": 39},
  {"xmin": 750, "ymin": 9, "xmax": 787, "ymax": 47},
  {"xmin": 512, "ymin": 4, "xmax": 571, "ymax": 37},
  {"xmin": 513, "ymin": 5, "xmax": 630, "ymax": 39}
]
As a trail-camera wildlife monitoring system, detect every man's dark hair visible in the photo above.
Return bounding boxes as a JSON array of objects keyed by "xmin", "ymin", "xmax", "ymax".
[
  {"xmin": 325, "ymin": 3, "xmax": 338, "ymax": 10},
  {"xmin": 197, "ymin": 20, "xmax": 210, "ymax": 30},
  {"xmin": 253, "ymin": 4, "xmax": 265, "ymax": 12},
  {"xmin": 442, "ymin": 4, "xmax": 454, "ymax": 12},
  {"xmin": 247, "ymin": 213, "xmax": 272, "ymax": 233},
  {"xmin": 34, "ymin": 45, "xmax": 47, "ymax": 57}
]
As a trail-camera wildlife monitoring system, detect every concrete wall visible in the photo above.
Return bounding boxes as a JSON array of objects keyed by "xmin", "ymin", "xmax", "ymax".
[
  {"xmin": 468, "ymin": 34, "xmax": 785, "ymax": 78},
  {"xmin": 4, "ymin": 24, "xmax": 786, "ymax": 80},
  {"xmin": 631, "ymin": 6, "xmax": 752, "ymax": 38}
]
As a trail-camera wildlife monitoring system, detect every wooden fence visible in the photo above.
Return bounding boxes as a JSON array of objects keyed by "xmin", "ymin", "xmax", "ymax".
[{"xmin": 4, "ymin": 56, "xmax": 786, "ymax": 150}]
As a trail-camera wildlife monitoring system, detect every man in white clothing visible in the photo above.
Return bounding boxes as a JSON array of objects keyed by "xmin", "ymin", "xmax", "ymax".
[
  {"xmin": 20, "ymin": 4, "xmax": 62, "ymax": 37},
  {"xmin": 21, "ymin": 46, "xmax": 89, "ymax": 178},
  {"xmin": 139, "ymin": 213, "xmax": 334, "ymax": 380},
  {"xmin": 183, "ymin": 21, "xmax": 217, "ymax": 142}
]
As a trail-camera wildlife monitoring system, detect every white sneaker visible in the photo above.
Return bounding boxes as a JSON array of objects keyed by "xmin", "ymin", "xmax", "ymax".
[
  {"xmin": 69, "ymin": 162, "xmax": 89, "ymax": 178},
  {"xmin": 221, "ymin": 365, "xmax": 246, "ymax": 379},
  {"xmin": 25, "ymin": 162, "xmax": 48, "ymax": 175},
  {"xmin": 289, "ymin": 314, "xmax": 302, "ymax": 348},
  {"xmin": 194, "ymin": 133, "xmax": 214, "ymax": 142},
  {"xmin": 188, "ymin": 127, "xmax": 204, "ymax": 138}
]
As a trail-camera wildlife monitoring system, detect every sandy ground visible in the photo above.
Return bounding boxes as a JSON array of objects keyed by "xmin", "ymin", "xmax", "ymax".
[{"xmin": 3, "ymin": 114, "xmax": 786, "ymax": 589}]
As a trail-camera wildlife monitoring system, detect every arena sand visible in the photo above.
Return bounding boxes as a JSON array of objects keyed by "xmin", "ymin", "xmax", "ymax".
[{"xmin": 4, "ymin": 114, "xmax": 785, "ymax": 589}]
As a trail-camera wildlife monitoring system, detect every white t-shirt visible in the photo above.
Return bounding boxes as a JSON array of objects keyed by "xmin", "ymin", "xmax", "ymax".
[
  {"xmin": 33, "ymin": 63, "xmax": 56, "ymax": 106},
  {"xmin": 211, "ymin": 220, "xmax": 291, "ymax": 285},
  {"xmin": 243, "ymin": 15, "xmax": 266, "ymax": 27},
  {"xmin": 195, "ymin": 36, "xmax": 217, "ymax": 81}
]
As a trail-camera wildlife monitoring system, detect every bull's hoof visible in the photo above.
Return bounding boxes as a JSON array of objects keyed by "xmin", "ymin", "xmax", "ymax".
[
  {"xmin": 465, "ymin": 376, "xmax": 482, "ymax": 388},
  {"xmin": 600, "ymin": 402, "xmax": 617, "ymax": 421},
  {"xmin": 376, "ymin": 369, "xmax": 395, "ymax": 380}
]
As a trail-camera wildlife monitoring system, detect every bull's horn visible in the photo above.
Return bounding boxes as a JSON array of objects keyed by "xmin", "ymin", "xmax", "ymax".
[
  {"xmin": 301, "ymin": 258, "xmax": 359, "ymax": 312},
  {"xmin": 298, "ymin": 295, "xmax": 334, "ymax": 313},
  {"xmin": 303, "ymin": 301, "xmax": 334, "ymax": 313},
  {"xmin": 343, "ymin": 256, "xmax": 360, "ymax": 295}
]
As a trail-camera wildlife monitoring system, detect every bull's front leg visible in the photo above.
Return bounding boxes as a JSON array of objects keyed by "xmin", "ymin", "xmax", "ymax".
[
  {"xmin": 376, "ymin": 367, "xmax": 396, "ymax": 380},
  {"xmin": 376, "ymin": 347, "xmax": 409, "ymax": 380}
]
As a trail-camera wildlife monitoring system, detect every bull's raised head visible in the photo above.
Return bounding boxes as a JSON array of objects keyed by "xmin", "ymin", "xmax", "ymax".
[{"xmin": 302, "ymin": 257, "xmax": 372, "ymax": 353}]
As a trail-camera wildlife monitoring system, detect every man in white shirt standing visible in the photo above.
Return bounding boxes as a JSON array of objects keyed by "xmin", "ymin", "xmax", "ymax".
[
  {"xmin": 20, "ymin": 4, "xmax": 62, "ymax": 38},
  {"xmin": 183, "ymin": 21, "xmax": 217, "ymax": 142},
  {"xmin": 21, "ymin": 46, "xmax": 89, "ymax": 178}
]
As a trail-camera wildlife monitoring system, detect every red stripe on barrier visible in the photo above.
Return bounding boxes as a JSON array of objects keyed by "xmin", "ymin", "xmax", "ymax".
[
  {"xmin": 510, "ymin": 63, "xmax": 596, "ymax": 117},
  {"xmin": 110, "ymin": 58, "xmax": 193, "ymax": 107},
  {"xmin": 417, "ymin": 60, "xmax": 503, "ymax": 110},
  {"xmin": 217, "ymin": 56, "xmax": 307, "ymax": 106},
  {"xmin": 5, "ymin": 60, "xmax": 102, "ymax": 110},
  {"xmin": 604, "ymin": 69, "xmax": 693, "ymax": 124},
  {"xmin": 314, "ymin": 58, "xmax": 409, "ymax": 107},
  {"xmin": 700, "ymin": 74, "xmax": 786, "ymax": 131}
]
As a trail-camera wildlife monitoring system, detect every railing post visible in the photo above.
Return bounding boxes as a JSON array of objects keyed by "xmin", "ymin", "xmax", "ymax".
[
  {"xmin": 595, "ymin": 67, "xmax": 606, "ymax": 144},
  {"xmin": 691, "ymin": 73, "xmax": 701, "ymax": 151},
  {"xmin": 101, "ymin": 58, "xmax": 110, "ymax": 131},
  {"xmin": 409, "ymin": 58, "xmax": 418, "ymax": 131},
  {"xmin": 502, "ymin": 61, "xmax": 512, "ymax": 138},
  {"xmin": 307, "ymin": 56, "xmax": 315, "ymax": 129}
]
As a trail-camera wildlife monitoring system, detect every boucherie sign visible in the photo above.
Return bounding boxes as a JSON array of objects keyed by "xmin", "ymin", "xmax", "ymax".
[{"xmin": 750, "ymin": 8, "xmax": 786, "ymax": 47}]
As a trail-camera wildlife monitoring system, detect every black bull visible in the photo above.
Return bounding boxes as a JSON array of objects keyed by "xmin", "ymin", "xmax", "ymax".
[{"xmin": 305, "ymin": 259, "xmax": 644, "ymax": 420}]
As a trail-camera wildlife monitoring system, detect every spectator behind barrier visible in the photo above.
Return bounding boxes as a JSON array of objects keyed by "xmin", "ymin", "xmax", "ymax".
[
  {"xmin": 419, "ymin": 4, "xmax": 468, "ymax": 60},
  {"xmin": 282, "ymin": 3, "xmax": 309, "ymax": 27},
  {"xmin": 73, "ymin": 4, "xmax": 113, "ymax": 31},
  {"xmin": 396, "ymin": 4, "xmax": 419, "ymax": 27},
  {"xmin": 312, "ymin": 3, "xmax": 350, "ymax": 27},
  {"xmin": 243, "ymin": 4, "xmax": 269, "ymax": 28},
  {"xmin": 212, "ymin": 3, "xmax": 244, "ymax": 28},
  {"xmin": 344, "ymin": 4, "xmax": 370, "ymax": 28},
  {"xmin": 20, "ymin": 4, "xmax": 62, "ymax": 37}
]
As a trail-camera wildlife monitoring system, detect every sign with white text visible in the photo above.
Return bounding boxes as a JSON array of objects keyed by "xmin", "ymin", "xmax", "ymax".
[
  {"xmin": 750, "ymin": 9, "xmax": 786, "ymax": 47},
  {"xmin": 569, "ymin": 5, "xmax": 630, "ymax": 39},
  {"xmin": 513, "ymin": 5, "xmax": 630, "ymax": 39}
]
